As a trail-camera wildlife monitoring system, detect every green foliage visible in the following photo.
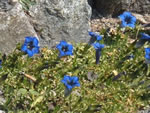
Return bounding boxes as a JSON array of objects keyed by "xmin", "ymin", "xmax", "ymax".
[
  {"xmin": 19, "ymin": 0, "xmax": 36, "ymax": 11},
  {"xmin": 0, "ymin": 26, "xmax": 150, "ymax": 113}
]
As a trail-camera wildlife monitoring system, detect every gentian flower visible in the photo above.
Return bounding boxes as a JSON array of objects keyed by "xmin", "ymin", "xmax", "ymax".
[
  {"xmin": 61, "ymin": 75, "xmax": 80, "ymax": 91},
  {"xmin": 89, "ymin": 31, "xmax": 102, "ymax": 41},
  {"xmin": 21, "ymin": 36, "xmax": 40, "ymax": 57},
  {"xmin": 145, "ymin": 48, "xmax": 150, "ymax": 60},
  {"xmin": 140, "ymin": 33, "xmax": 150, "ymax": 40},
  {"xmin": 56, "ymin": 41, "xmax": 73, "ymax": 57},
  {"xmin": 0, "ymin": 60, "xmax": 2, "ymax": 68},
  {"xmin": 93, "ymin": 43, "xmax": 105, "ymax": 64},
  {"xmin": 119, "ymin": 11, "xmax": 136, "ymax": 28}
]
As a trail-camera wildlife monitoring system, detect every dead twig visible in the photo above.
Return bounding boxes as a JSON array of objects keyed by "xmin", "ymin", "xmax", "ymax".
[{"xmin": 20, "ymin": 72, "xmax": 37, "ymax": 82}]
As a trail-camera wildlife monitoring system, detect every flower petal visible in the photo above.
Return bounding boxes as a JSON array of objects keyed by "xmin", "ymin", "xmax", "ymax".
[
  {"xmin": 145, "ymin": 48, "xmax": 150, "ymax": 60},
  {"xmin": 27, "ymin": 49, "xmax": 34, "ymax": 57},
  {"xmin": 128, "ymin": 23, "xmax": 135, "ymax": 28},
  {"xmin": 32, "ymin": 47, "xmax": 39, "ymax": 54},
  {"xmin": 75, "ymin": 83, "xmax": 80, "ymax": 87},
  {"xmin": 32, "ymin": 37, "xmax": 39, "ymax": 46},
  {"xmin": 60, "ymin": 41, "xmax": 67, "ymax": 46},
  {"xmin": 89, "ymin": 31, "xmax": 97, "ymax": 37},
  {"xmin": 93, "ymin": 43, "xmax": 105, "ymax": 50},
  {"xmin": 72, "ymin": 76, "xmax": 79, "ymax": 83},
  {"xmin": 61, "ymin": 75, "xmax": 70, "ymax": 84},
  {"xmin": 59, "ymin": 51, "xmax": 65, "ymax": 57},
  {"xmin": 65, "ymin": 51, "xmax": 73, "ymax": 56},
  {"xmin": 96, "ymin": 35, "xmax": 102, "ymax": 41},
  {"xmin": 141, "ymin": 33, "xmax": 150, "ymax": 40},
  {"xmin": 66, "ymin": 85, "xmax": 72, "ymax": 91},
  {"xmin": 67, "ymin": 44, "xmax": 73, "ymax": 51},
  {"xmin": 119, "ymin": 14, "xmax": 125, "ymax": 21},
  {"xmin": 21, "ymin": 45, "xmax": 27, "ymax": 52},
  {"xmin": 131, "ymin": 16, "xmax": 136, "ymax": 23},
  {"xmin": 121, "ymin": 21, "xmax": 127, "ymax": 28},
  {"xmin": 25, "ymin": 36, "xmax": 33, "ymax": 44},
  {"xmin": 56, "ymin": 44, "xmax": 62, "ymax": 50}
]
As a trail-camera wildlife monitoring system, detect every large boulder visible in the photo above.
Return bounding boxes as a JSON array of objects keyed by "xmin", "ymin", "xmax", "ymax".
[
  {"xmin": 29, "ymin": 0, "xmax": 91, "ymax": 48},
  {"xmin": 0, "ymin": 1, "xmax": 37, "ymax": 54},
  {"xmin": 94, "ymin": 0, "xmax": 150, "ymax": 17}
]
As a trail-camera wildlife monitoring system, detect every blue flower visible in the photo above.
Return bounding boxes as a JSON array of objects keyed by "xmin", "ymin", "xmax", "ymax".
[
  {"xmin": 89, "ymin": 31, "xmax": 102, "ymax": 41},
  {"xmin": 56, "ymin": 41, "xmax": 73, "ymax": 57},
  {"xmin": 0, "ymin": 60, "xmax": 2, "ymax": 68},
  {"xmin": 119, "ymin": 11, "xmax": 136, "ymax": 28},
  {"xmin": 93, "ymin": 43, "xmax": 105, "ymax": 64},
  {"xmin": 141, "ymin": 33, "xmax": 150, "ymax": 40},
  {"xmin": 61, "ymin": 75, "xmax": 80, "ymax": 91},
  {"xmin": 145, "ymin": 48, "xmax": 150, "ymax": 60},
  {"xmin": 21, "ymin": 36, "xmax": 40, "ymax": 57},
  {"xmin": 93, "ymin": 43, "xmax": 105, "ymax": 50}
]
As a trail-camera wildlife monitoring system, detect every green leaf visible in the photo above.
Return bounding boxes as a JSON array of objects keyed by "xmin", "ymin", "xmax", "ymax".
[
  {"xmin": 31, "ymin": 95, "xmax": 44, "ymax": 108},
  {"xmin": 29, "ymin": 89, "xmax": 39, "ymax": 96},
  {"xmin": 17, "ymin": 88, "xmax": 27, "ymax": 95}
]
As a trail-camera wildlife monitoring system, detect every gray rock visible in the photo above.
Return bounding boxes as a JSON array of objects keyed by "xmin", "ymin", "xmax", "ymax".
[
  {"xmin": 0, "ymin": 3, "xmax": 38, "ymax": 54},
  {"xmin": 0, "ymin": 0, "xmax": 13, "ymax": 12},
  {"xmin": 137, "ymin": 107, "xmax": 150, "ymax": 113},
  {"xmin": 93, "ymin": 0, "xmax": 150, "ymax": 17},
  {"xmin": 29, "ymin": 0, "xmax": 91, "ymax": 48},
  {"xmin": 0, "ymin": 0, "xmax": 18, "ymax": 12}
]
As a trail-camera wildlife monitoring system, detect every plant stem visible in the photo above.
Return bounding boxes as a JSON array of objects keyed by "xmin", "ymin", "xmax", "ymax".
[{"xmin": 69, "ymin": 95, "xmax": 72, "ymax": 111}]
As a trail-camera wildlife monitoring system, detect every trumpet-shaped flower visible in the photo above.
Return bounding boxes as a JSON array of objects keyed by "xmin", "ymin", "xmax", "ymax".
[
  {"xmin": 141, "ymin": 33, "xmax": 150, "ymax": 40},
  {"xmin": 93, "ymin": 43, "xmax": 105, "ymax": 64},
  {"xmin": 119, "ymin": 11, "xmax": 136, "ymax": 28},
  {"xmin": 21, "ymin": 36, "xmax": 40, "ymax": 57},
  {"xmin": 61, "ymin": 75, "xmax": 80, "ymax": 91},
  {"xmin": 89, "ymin": 31, "xmax": 102, "ymax": 41},
  {"xmin": 56, "ymin": 41, "xmax": 73, "ymax": 57},
  {"xmin": 93, "ymin": 43, "xmax": 105, "ymax": 50}
]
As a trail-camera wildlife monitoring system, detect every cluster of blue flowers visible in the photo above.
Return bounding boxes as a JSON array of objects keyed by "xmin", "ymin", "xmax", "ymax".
[
  {"xmin": 139, "ymin": 33, "xmax": 150, "ymax": 62},
  {"xmin": 1, "ymin": 11, "xmax": 149, "ymax": 97},
  {"xmin": 119, "ymin": 11, "xmax": 150, "ymax": 64}
]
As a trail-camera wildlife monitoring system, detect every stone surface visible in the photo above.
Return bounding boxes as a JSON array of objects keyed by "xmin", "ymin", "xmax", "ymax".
[
  {"xmin": 93, "ymin": 0, "xmax": 150, "ymax": 17},
  {"xmin": 29, "ymin": 0, "xmax": 91, "ymax": 48},
  {"xmin": 90, "ymin": 13, "xmax": 150, "ymax": 32},
  {"xmin": 0, "ymin": 2, "xmax": 37, "ymax": 54},
  {"xmin": 90, "ymin": 17, "xmax": 120, "ymax": 32},
  {"xmin": 138, "ymin": 107, "xmax": 150, "ymax": 113},
  {"xmin": 0, "ymin": 0, "xmax": 17, "ymax": 12}
]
